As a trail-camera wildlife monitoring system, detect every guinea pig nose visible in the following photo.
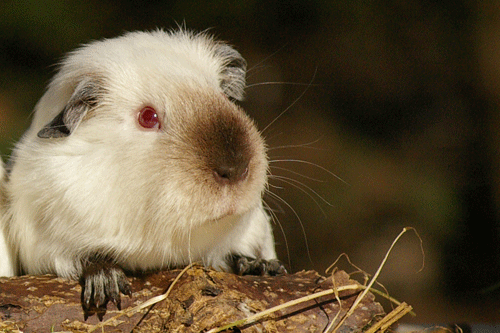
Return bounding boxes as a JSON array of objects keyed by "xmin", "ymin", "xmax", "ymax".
[{"xmin": 213, "ymin": 164, "xmax": 249, "ymax": 184}]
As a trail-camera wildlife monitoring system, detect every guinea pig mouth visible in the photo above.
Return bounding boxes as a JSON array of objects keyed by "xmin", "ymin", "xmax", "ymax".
[
  {"xmin": 215, "ymin": 208, "xmax": 236, "ymax": 221},
  {"xmin": 208, "ymin": 184, "xmax": 262, "ymax": 221}
]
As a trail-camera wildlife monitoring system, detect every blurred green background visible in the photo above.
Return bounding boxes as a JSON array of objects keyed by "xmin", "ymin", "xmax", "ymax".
[{"xmin": 2, "ymin": 0, "xmax": 500, "ymax": 324}]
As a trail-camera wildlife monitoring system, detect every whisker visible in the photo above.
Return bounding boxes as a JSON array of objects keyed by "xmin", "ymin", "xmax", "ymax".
[
  {"xmin": 269, "ymin": 175, "xmax": 330, "ymax": 217},
  {"xmin": 262, "ymin": 131, "xmax": 285, "ymax": 145},
  {"xmin": 246, "ymin": 81, "xmax": 321, "ymax": 89},
  {"xmin": 264, "ymin": 189, "xmax": 313, "ymax": 266},
  {"xmin": 245, "ymin": 64, "xmax": 272, "ymax": 81},
  {"xmin": 262, "ymin": 199, "xmax": 291, "ymax": 269},
  {"xmin": 267, "ymin": 182, "xmax": 285, "ymax": 190},
  {"xmin": 267, "ymin": 137, "xmax": 325, "ymax": 151},
  {"xmin": 270, "ymin": 159, "xmax": 350, "ymax": 186},
  {"xmin": 246, "ymin": 43, "xmax": 290, "ymax": 75},
  {"xmin": 263, "ymin": 192, "xmax": 286, "ymax": 215},
  {"xmin": 269, "ymin": 165, "xmax": 326, "ymax": 183},
  {"xmin": 261, "ymin": 67, "xmax": 318, "ymax": 134}
]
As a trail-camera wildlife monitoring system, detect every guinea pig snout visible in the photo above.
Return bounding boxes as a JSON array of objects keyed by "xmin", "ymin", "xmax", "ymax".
[
  {"xmin": 190, "ymin": 106, "xmax": 257, "ymax": 187},
  {"xmin": 209, "ymin": 123, "xmax": 252, "ymax": 185}
]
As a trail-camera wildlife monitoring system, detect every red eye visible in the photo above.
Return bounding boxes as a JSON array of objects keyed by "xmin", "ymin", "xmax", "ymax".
[{"xmin": 138, "ymin": 106, "xmax": 160, "ymax": 129}]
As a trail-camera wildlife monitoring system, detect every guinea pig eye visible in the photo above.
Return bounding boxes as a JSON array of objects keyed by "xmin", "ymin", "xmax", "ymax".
[{"xmin": 137, "ymin": 106, "xmax": 161, "ymax": 130}]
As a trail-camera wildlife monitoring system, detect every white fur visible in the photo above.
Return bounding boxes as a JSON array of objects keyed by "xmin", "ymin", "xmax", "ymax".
[
  {"xmin": 2, "ymin": 30, "xmax": 276, "ymax": 279},
  {"xmin": 0, "ymin": 160, "xmax": 15, "ymax": 276}
]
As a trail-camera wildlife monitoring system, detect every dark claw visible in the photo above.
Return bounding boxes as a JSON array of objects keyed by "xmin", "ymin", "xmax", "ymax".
[
  {"xmin": 80, "ymin": 260, "xmax": 131, "ymax": 321},
  {"xmin": 231, "ymin": 255, "xmax": 287, "ymax": 276}
]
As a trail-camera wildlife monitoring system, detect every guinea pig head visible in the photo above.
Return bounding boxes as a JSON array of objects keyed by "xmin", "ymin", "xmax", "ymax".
[{"xmin": 30, "ymin": 31, "xmax": 268, "ymax": 231}]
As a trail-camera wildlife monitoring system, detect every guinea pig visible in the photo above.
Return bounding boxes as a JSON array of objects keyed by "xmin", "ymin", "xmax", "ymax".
[{"xmin": 2, "ymin": 29, "xmax": 285, "ymax": 320}]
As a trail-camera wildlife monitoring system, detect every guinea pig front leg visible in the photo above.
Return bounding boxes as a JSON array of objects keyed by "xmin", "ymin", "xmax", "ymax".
[
  {"xmin": 79, "ymin": 254, "xmax": 132, "ymax": 320},
  {"xmin": 230, "ymin": 255, "xmax": 287, "ymax": 276}
]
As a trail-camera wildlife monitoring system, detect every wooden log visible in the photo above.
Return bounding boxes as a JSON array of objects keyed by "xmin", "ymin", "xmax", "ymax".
[{"xmin": 0, "ymin": 267, "xmax": 386, "ymax": 332}]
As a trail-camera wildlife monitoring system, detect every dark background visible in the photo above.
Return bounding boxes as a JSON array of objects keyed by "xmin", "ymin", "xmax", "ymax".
[{"xmin": 2, "ymin": 0, "xmax": 500, "ymax": 323}]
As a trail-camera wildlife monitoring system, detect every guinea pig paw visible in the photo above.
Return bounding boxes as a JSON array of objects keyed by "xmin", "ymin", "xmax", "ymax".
[
  {"xmin": 232, "ymin": 255, "xmax": 287, "ymax": 276},
  {"xmin": 80, "ymin": 262, "xmax": 132, "ymax": 321}
]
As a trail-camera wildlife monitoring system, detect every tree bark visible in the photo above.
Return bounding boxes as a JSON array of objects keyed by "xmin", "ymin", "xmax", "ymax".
[{"xmin": 0, "ymin": 267, "xmax": 386, "ymax": 332}]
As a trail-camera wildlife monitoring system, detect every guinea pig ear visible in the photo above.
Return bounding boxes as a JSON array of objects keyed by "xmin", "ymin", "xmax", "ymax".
[
  {"xmin": 37, "ymin": 78, "xmax": 101, "ymax": 138},
  {"xmin": 214, "ymin": 43, "xmax": 247, "ymax": 101}
]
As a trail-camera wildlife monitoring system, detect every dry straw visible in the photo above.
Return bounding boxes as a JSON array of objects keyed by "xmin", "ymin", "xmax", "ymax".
[{"xmin": 87, "ymin": 227, "xmax": 421, "ymax": 332}]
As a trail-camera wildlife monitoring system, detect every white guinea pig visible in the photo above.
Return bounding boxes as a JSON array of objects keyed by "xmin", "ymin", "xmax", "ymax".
[{"xmin": 2, "ymin": 29, "xmax": 284, "ymax": 320}]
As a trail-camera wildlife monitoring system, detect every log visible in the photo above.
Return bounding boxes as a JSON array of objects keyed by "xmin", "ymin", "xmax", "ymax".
[{"xmin": 0, "ymin": 267, "xmax": 386, "ymax": 332}]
